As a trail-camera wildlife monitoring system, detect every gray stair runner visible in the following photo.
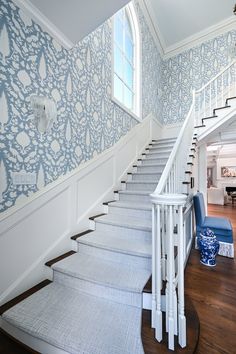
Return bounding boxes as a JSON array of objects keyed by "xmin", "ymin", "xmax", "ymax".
[{"xmin": 2, "ymin": 138, "xmax": 175, "ymax": 354}]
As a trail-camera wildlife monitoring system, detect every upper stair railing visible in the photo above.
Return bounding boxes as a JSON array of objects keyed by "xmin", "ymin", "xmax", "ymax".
[
  {"xmin": 150, "ymin": 59, "xmax": 236, "ymax": 351},
  {"xmin": 195, "ymin": 59, "xmax": 236, "ymax": 127}
]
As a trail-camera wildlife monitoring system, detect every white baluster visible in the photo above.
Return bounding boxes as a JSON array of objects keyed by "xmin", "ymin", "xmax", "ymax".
[
  {"xmin": 167, "ymin": 204, "xmax": 175, "ymax": 350},
  {"xmin": 221, "ymin": 74, "xmax": 224, "ymax": 107},
  {"xmin": 155, "ymin": 204, "xmax": 162, "ymax": 342},
  {"xmin": 178, "ymin": 203, "xmax": 187, "ymax": 348},
  {"xmin": 151, "ymin": 204, "xmax": 157, "ymax": 329}
]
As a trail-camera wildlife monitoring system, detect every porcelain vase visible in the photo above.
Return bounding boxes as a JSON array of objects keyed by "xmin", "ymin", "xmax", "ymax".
[{"xmin": 198, "ymin": 228, "xmax": 220, "ymax": 267}]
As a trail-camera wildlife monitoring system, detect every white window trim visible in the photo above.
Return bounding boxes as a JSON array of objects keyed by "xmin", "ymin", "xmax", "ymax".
[{"xmin": 111, "ymin": 2, "xmax": 142, "ymax": 122}]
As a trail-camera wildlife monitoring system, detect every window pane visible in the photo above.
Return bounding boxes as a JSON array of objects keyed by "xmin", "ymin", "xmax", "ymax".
[
  {"xmin": 114, "ymin": 74, "xmax": 123, "ymax": 103},
  {"xmin": 124, "ymin": 86, "xmax": 133, "ymax": 110},
  {"xmin": 114, "ymin": 17, "xmax": 123, "ymax": 48},
  {"xmin": 125, "ymin": 35, "xmax": 133, "ymax": 63},
  {"xmin": 124, "ymin": 59, "xmax": 133, "ymax": 90},
  {"xmin": 125, "ymin": 12, "xmax": 132, "ymax": 39},
  {"xmin": 114, "ymin": 46, "xmax": 123, "ymax": 79}
]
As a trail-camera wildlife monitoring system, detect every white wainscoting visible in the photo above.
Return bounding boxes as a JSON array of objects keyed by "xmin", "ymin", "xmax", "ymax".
[{"xmin": 0, "ymin": 114, "xmax": 161, "ymax": 305}]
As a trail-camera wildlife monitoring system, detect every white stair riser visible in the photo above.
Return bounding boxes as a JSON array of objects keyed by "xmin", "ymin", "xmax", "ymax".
[
  {"xmin": 142, "ymin": 158, "xmax": 168, "ymax": 165},
  {"xmin": 119, "ymin": 193, "xmax": 151, "ymax": 203},
  {"xmin": 108, "ymin": 205, "xmax": 152, "ymax": 220},
  {"xmin": 132, "ymin": 173, "xmax": 161, "ymax": 181},
  {"xmin": 95, "ymin": 221, "xmax": 151, "ymax": 241},
  {"xmin": 146, "ymin": 151, "xmax": 170, "ymax": 157},
  {"xmin": 78, "ymin": 243, "xmax": 152, "ymax": 270},
  {"xmin": 148, "ymin": 147, "xmax": 172, "ymax": 153},
  {"xmin": 150, "ymin": 143, "xmax": 174, "ymax": 149},
  {"xmin": 53, "ymin": 271, "xmax": 142, "ymax": 308},
  {"xmin": 125, "ymin": 182, "xmax": 157, "ymax": 191},
  {"xmin": 137, "ymin": 165, "xmax": 164, "ymax": 173}
]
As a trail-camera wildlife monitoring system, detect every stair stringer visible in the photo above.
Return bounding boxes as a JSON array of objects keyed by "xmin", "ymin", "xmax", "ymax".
[{"xmin": 196, "ymin": 102, "xmax": 236, "ymax": 143}]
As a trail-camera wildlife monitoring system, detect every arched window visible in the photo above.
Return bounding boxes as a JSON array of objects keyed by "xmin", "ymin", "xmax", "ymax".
[{"xmin": 112, "ymin": 3, "xmax": 141, "ymax": 119}]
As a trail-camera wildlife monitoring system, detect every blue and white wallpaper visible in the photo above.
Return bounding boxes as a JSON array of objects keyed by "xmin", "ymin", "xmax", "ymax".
[
  {"xmin": 161, "ymin": 30, "xmax": 236, "ymax": 125},
  {"xmin": 0, "ymin": 0, "xmax": 161, "ymax": 212}
]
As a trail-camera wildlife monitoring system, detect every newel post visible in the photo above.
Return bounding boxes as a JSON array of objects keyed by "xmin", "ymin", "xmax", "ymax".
[{"xmin": 150, "ymin": 193, "xmax": 187, "ymax": 351}]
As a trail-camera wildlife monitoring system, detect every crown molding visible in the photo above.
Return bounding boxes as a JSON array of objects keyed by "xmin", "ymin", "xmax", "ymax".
[
  {"xmin": 13, "ymin": 0, "xmax": 74, "ymax": 50},
  {"xmin": 164, "ymin": 16, "xmax": 236, "ymax": 60},
  {"xmin": 138, "ymin": 0, "xmax": 236, "ymax": 60}
]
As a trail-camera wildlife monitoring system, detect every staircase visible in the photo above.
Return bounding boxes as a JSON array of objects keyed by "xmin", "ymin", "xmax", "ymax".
[{"xmin": 0, "ymin": 138, "xmax": 176, "ymax": 354}]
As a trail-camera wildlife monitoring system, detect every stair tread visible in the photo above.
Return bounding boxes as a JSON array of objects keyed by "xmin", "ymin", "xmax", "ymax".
[
  {"xmin": 96, "ymin": 213, "xmax": 151, "ymax": 231},
  {"xmin": 137, "ymin": 162, "xmax": 166, "ymax": 167},
  {"xmin": 77, "ymin": 231, "xmax": 152, "ymax": 257},
  {"xmin": 132, "ymin": 171, "xmax": 161, "ymax": 175},
  {"xmin": 119, "ymin": 190, "xmax": 153, "ymax": 195},
  {"xmin": 2, "ymin": 283, "xmax": 144, "ymax": 354},
  {"xmin": 52, "ymin": 253, "xmax": 151, "ymax": 293},
  {"xmin": 126, "ymin": 180, "xmax": 158, "ymax": 184},
  {"xmin": 109, "ymin": 201, "xmax": 152, "ymax": 211}
]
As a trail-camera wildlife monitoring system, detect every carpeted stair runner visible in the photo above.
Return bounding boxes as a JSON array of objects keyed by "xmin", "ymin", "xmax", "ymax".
[{"xmin": 1, "ymin": 138, "xmax": 175, "ymax": 354}]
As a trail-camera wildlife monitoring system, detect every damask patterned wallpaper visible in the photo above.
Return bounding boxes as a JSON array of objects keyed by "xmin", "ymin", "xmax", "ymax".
[
  {"xmin": 161, "ymin": 30, "xmax": 236, "ymax": 125},
  {"xmin": 0, "ymin": 0, "xmax": 161, "ymax": 212}
]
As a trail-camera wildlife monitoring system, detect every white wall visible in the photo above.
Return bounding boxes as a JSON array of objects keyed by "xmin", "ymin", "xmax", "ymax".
[{"xmin": 0, "ymin": 114, "xmax": 164, "ymax": 305}]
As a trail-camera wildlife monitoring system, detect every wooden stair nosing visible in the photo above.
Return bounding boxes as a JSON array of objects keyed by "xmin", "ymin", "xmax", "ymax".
[
  {"xmin": 226, "ymin": 96, "xmax": 236, "ymax": 104},
  {"xmin": 187, "ymin": 162, "xmax": 194, "ymax": 165},
  {"xmin": 45, "ymin": 251, "xmax": 76, "ymax": 267},
  {"xmin": 213, "ymin": 105, "xmax": 231, "ymax": 113},
  {"xmin": 103, "ymin": 200, "xmax": 116, "ymax": 206},
  {"xmin": 185, "ymin": 171, "xmax": 192, "ymax": 174},
  {"xmin": 89, "ymin": 213, "xmax": 106, "ymax": 221},
  {"xmin": 194, "ymin": 125, "xmax": 206, "ymax": 128},
  {"xmin": 71, "ymin": 229, "xmax": 94, "ymax": 240},
  {"xmin": 0, "ymin": 328, "xmax": 40, "ymax": 354},
  {"xmin": 0, "ymin": 280, "xmax": 52, "ymax": 316},
  {"xmin": 202, "ymin": 115, "xmax": 217, "ymax": 121}
]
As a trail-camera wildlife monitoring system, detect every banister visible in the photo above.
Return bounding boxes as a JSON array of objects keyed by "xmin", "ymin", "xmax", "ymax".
[
  {"xmin": 195, "ymin": 59, "xmax": 236, "ymax": 94},
  {"xmin": 153, "ymin": 91, "xmax": 195, "ymax": 195}
]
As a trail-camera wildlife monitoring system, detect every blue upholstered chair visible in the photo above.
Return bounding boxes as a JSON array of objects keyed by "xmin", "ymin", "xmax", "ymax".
[{"xmin": 193, "ymin": 192, "xmax": 234, "ymax": 258}]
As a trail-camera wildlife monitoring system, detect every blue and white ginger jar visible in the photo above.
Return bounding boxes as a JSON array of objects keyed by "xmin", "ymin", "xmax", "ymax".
[{"xmin": 198, "ymin": 228, "xmax": 220, "ymax": 267}]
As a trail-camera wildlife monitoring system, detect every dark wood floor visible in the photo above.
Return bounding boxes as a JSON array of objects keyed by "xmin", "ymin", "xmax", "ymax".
[
  {"xmin": 185, "ymin": 203, "xmax": 236, "ymax": 354},
  {"xmin": 1, "ymin": 203, "xmax": 235, "ymax": 353}
]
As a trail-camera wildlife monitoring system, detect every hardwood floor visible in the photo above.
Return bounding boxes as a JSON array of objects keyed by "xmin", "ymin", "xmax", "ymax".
[
  {"xmin": 185, "ymin": 203, "xmax": 236, "ymax": 354},
  {"xmin": 1, "ymin": 203, "xmax": 235, "ymax": 353}
]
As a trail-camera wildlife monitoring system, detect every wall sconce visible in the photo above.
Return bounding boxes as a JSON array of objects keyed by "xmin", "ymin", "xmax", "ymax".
[{"xmin": 30, "ymin": 95, "xmax": 57, "ymax": 134}]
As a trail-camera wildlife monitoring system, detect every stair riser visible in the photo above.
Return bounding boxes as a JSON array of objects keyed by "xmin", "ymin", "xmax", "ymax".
[
  {"xmin": 95, "ymin": 221, "xmax": 151, "ymax": 241},
  {"xmin": 148, "ymin": 147, "xmax": 172, "ymax": 153},
  {"xmin": 108, "ymin": 205, "xmax": 152, "ymax": 220},
  {"xmin": 141, "ymin": 158, "xmax": 168, "ymax": 165},
  {"xmin": 150, "ymin": 144, "xmax": 173, "ymax": 149},
  {"xmin": 132, "ymin": 173, "xmax": 161, "ymax": 181},
  {"xmin": 53, "ymin": 271, "xmax": 142, "ymax": 308},
  {"xmin": 119, "ymin": 193, "xmax": 151, "ymax": 203},
  {"xmin": 125, "ymin": 182, "xmax": 156, "ymax": 191},
  {"xmin": 137, "ymin": 165, "xmax": 164, "ymax": 173},
  {"xmin": 145, "ymin": 152, "xmax": 170, "ymax": 159},
  {"xmin": 78, "ymin": 243, "xmax": 152, "ymax": 270}
]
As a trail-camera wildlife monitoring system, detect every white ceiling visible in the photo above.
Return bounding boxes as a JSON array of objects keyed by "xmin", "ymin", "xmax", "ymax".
[
  {"xmin": 28, "ymin": 0, "xmax": 129, "ymax": 46},
  {"xmin": 146, "ymin": 0, "xmax": 236, "ymax": 49}
]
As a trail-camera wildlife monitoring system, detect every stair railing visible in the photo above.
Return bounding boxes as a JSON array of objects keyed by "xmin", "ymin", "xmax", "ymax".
[
  {"xmin": 150, "ymin": 59, "xmax": 236, "ymax": 351},
  {"xmin": 195, "ymin": 59, "xmax": 236, "ymax": 127}
]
